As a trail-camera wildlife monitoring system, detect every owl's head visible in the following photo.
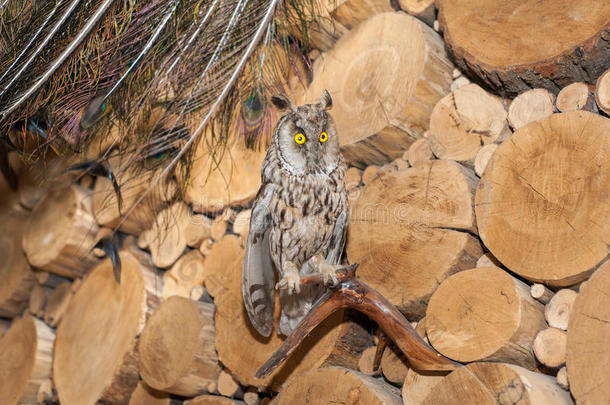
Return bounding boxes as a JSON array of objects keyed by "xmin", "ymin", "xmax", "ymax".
[{"xmin": 270, "ymin": 90, "xmax": 341, "ymax": 175}]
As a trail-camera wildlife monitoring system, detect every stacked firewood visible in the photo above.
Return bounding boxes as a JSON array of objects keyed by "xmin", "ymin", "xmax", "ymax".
[{"xmin": 1, "ymin": 1, "xmax": 609, "ymax": 404}]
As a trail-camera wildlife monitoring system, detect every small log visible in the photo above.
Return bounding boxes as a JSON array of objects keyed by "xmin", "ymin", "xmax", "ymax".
[
  {"xmin": 0, "ymin": 208, "xmax": 35, "ymax": 317},
  {"xmin": 567, "ymin": 260, "xmax": 610, "ymax": 404},
  {"xmin": 474, "ymin": 143, "xmax": 498, "ymax": 178},
  {"xmin": 211, "ymin": 210, "xmax": 232, "ymax": 241},
  {"xmin": 421, "ymin": 362, "xmax": 574, "ymax": 404},
  {"xmin": 139, "ymin": 296, "xmax": 220, "ymax": 397},
  {"xmin": 128, "ymin": 382, "xmax": 171, "ymax": 405},
  {"xmin": 361, "ymin": 165, "xmax": 379, "ymax": 185},
  {"xmin": 199, "ymin": 238, "xmax": 214, "ymax": 257},
  {"xmin": 437, "ymin": 0, "xmax": 610, "ymax": 95},
  {"xmin": 358, "ymin": 346, "xmax": 380, "ymax": 376},
  {"xmin": 347, "ymin": 160, "xmax": 482, "ymax": 318},
  {"xmin": 53, "ymin": 249, "xmax": 162, "ymax": 405},
  {"xmin": 475, "ymin": 252, "xmax": 501, "ymax": 269},
  {"xmin": 43, "ymin": 281, "xmax": 73, "ymax": 328},
  {"xmin": 531, "ymin": 284, "xmax": 554, "ymax": 305},
  {"xmin": 232, "ymin": 210, "xmax": 251, "ymax": 241},
  {"xmin": 476, "ymin": 111, "xmax": 610, "ymax": 287},
  {"xmin": 275, "ymin": 367, "xmax": 401, "ymax": 404},
  {"xmin": 0, "ymin": 315, "xmax": 55, "ymax": 405},
  {"xmin": 162, "ymin": 250, "xmax": 206, "ymax": 300},
  {"xmin": 545, "ymin": 289, "xmax": 577, "ymax": 330},
  {"xmin": 217, "ymin": 370, "xmax": 243, "ymax": 398},
  {"xmin": 595, "ymin": 68, "xmax": 610, "ymax": 115},
  {"xmin": 428, "ymin": 84, "xmax": 510, "ymax": 165},
  {"xmin": 556, "ymin": 366, "xmax": 569, "ymax": 390},
  {"xmin": 22, "ymin": 185, "xmax": 99, "ymax": 278},
  {"xmin": 533, "ymin": 327, "xmax": 567, "ymax": 369},
  {"xmin": 304, "ymin": 12, "xmax": 454, "ymax": 167},
  {"xmin": 426, "ymin": 267, "xmax": 546, "ymax": 369},
  {"xmin": 186, "ymin": 396, "xmax": 244, "ymax": 405},
  {"xmin": 449, "ymin": 75, "xmax": 470, "ymax": 91},
  {"xmin": 403, "ymin": 138, "xmax": 433, "ymax": 167},
  {"xmin": 184, "ymin": 214, "xmax": 213, "ymax": 248},
  {"xmin": 401, "ymin": 369, "xmax": 446, "ymax": 405},
  {"xmin": 507, "ymin": 88, "xmax": 555, "ymax": 130},
  {"xmin": 329, "ymin": 0, "xmax": 394, "ymax": 30},
  {"xmin": 380, "ymin": 344, "xmax": 409, "ymax": 386},
  {"xmin": 345, "ymin": 167, "xmax": 362, "ymax": 190},
  {"xmin": 556, "ymin": 82, "xmax": 596, "ymax": 112},
  {"xmin": 202, "ymin": 235, "xmax": 243, "ymax": 298},
  {"xmin": 243, "ymin": 388, "xmax": 259, "ymax": 405},
  {"xmin": 148, "ymin": 202, "xmax": 190, "ymax": 268},
  {"xmin": 398, "ymin": 0, "xmax": 435, "ymax": 27}
]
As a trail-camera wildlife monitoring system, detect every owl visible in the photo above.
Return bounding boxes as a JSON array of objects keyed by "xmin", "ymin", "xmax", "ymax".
[{"xmin": 242, "ymin": 90, "xmax": 348, "ymax": 337}]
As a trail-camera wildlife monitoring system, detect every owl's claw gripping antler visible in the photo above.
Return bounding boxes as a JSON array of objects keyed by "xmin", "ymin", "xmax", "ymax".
[{"xmin": 258, "ymin": 263, "xmax": 460, "ymax": 379}]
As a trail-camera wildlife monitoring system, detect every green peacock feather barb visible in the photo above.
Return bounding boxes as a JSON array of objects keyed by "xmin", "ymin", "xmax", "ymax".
[{"xmin": 0, "ymin": 0, "xmax": 326, "ymax": 221}]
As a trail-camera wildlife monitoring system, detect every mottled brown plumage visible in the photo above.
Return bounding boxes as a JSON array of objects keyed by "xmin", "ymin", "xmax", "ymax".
[{"xmin": 242, "ymin": 90, "xmax": 348, "ymax": 337}]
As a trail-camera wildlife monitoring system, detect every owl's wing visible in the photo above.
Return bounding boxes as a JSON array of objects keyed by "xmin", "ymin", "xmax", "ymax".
[
  {"xmin": 326, "ymin": 206, "xmax": 348, "ymax": 265},
  {"xmin": 242, "ymin": 184, "xmax": 276, "ymax": 337}
]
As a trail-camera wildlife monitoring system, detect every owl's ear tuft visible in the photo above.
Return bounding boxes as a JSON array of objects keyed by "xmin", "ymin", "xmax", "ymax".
[
  {"xmin": 318, "ymin": 90, "xmax": 332, "ymax": 110},
  {"xmin": 271, "ymin": 94, "xmax": 295, "ymax": 112}
]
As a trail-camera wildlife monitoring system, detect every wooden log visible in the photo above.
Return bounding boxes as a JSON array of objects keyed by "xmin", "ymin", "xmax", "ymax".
[
  {"xmin": 507, "ymin": 88, "xmax": 555, "ymax": 130},
  {"xmin": 380, "ymin": 344, "xmax": 409, "ymax": 386},
  {"xmin": 202, "ymin": 235, "xmax": 243, "ymax": 298},
  {"xmin": 426, "ymin": 267, "xmax": 546, "ymax": 369},
  {"xmin": 398, "ymin": 0, "xmax": 435, "ymax": 27},
  {"xmin": 567, "ymin": 260, "xmax": 610, "ymax": 404},
  {"xmin": 475, "ymin": 111, "xmax": 610, "ymax": 287},
  {"xmin": 345, "ymin": 167, "xmax": 362, "ymax": 190},
  {"xmin": 347, "ymin": 160, "xmax": 483, "ymax": 318},
  {"xmin": 214, "ymin": 245, "xmax": 372, "ymax": 391},
  {"xmin": 232, "ymin": 210, "xmax": 251, "ymax": 241},
  {"xmin": 275, "ymin": 367, "xmax": 401, "ymax": 404},
  {"xmin": 475, "ymin": 252, "xmax": 501, "ymax": 269},
  {"xmin": 437, "ymin": 0, "xmax": 610, "ymax": 95},
  {"xmin": 545, "ymin": 289, "xmax": 577, "ymax": 330},
  {"xmin": 128, "ymin": 382, "xmax": 171, "ymax": 405},
  {"xmin": 186, "ymin": 396, "xmax": 244, "ymax": 405},
  {"xmin": 474, "ymin": 143, "xmax": 498, "ymax": 177},
  {"xmin": 421, "ymin": 362, "xmax": 574, "ymax": 405},
  {"xmin": 403, "ymin": 138, "xmax": 433, "ymax": 167},
  {"xmin": 595, "ymin": 68, "xmax": 610, "ymax": 115},
  {"xmin": 53, "ymin": 249, "xmax": 162, "ymax": 405},
  {"xmin": 531, "ymin": 284, "xmax": 554, "ymax": 305},
  {"xmin": 449, "ymin": 75, "xmax": 470, "ymax": 92},
  {"xmin": 148, "ymin": 202, "xmax": 190, "ymax": 269},
  {"xmin": 428, "ymin": 83, "xmax": 510, "ymax": 165},
  {"xmin": 361, "ymin": 165, "xmax": 379, "ymax": 185},
  {"xmin": 217, "ymin": 370, "xmax": 243, "ymax": 398},
  {"xmin": 358, "ymin": 346, "xmax": 380, "ymax": 376},
  {"xmin": 304, "ymin": 12, "xmax": 453, "ymax": 167},
  {"xmin": 211, "ymin": 209, "xmax": 232, "ymax": 241},
  {"xmin": 243, "ymin": 388, "xmax": 259, "ymax": 405},
  {"xmin": 328, "ymin": 0, "xmax": 394, "ymax": 30},
  {"xmin": 556, "ymin": 366, "xmax": 569, "ymax": 390},
  {"xmin": 139, "ymin": 296, "xmax": 220, "ymax": 397},
  {"xmin": 0, "ymin": 315, "xmax": 55, "ymax": 405},
  {"xmin": 380, "ymin": 157, "xmax": 409, "ymax": 175},
  {"xmin": 402, "ymin": 369, "xmax": 446, "ymax": 405},
  {"xmin": 184, "ymin": 214, "xmax": 213, "ymax": 248},
  {"xmin": 162, "ymin": 250, "xmax": 207, "ymax": 300},
  {"xmin": 0, "ymin": 207, "xmax": 35, "ymax": 317},
  {"xmin": 43, "ymin": 281, "xmax": 73, "ymax": 328},
  {"xmin": 185, "ymin": 133, "xmax": 266, "ymax": 213},
  {"xmin": 533, "ymin": 328, "xmax": 567, "ymax": 369},
  {"xmin": 556, "ymin": 82, "xmax": 596, "ymax": 112},
  {"xmin": 22, "ymin": 185, "xmax": 99, "ymax": 278}
]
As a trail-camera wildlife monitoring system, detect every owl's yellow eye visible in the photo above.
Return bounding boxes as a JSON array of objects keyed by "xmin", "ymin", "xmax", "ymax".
[
  {"xmin": 294, "ymin": 133, "xmax": 306, "ymax": 144},
  {"xmin": 319, "ymin": 131, "xmax": 328, "ymax": 142}
]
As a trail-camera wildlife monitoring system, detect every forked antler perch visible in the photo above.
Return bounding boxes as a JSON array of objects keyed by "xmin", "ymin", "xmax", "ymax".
[{"xmin": 256, "ymin": 264, "xmax": 460, "ymax": 378}]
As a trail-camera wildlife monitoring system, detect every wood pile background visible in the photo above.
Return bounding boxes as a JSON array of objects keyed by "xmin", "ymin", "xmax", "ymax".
[{"xmin": 0, "ymin": 1, "xmax": 609, "ymax": 404}]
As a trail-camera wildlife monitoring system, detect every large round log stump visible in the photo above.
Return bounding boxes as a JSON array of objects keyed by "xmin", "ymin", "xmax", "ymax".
[
  {"xmin": 426, "ymin": 267, "xmax": 546, "ymax": 369},
  {"xmin": 0, "ymin": 315, "xmax": 55, "ymax": 405},
  {"xmin": 214, "ymin": 246, "xmax": 372, "ymax": 391},
  {"xmin": 53, "ymin": 249, "xmax": 162, "ymax": 405},
  {"xmin": 346, "ymin": 160, "xmax": 483, "ymax": 318},
  {"xmin": 421, "ymin": 362, "xmax": 574, "ymax": 405},
  {"xmin": 567, "ymin": 260, "xmax": 610, "ymax": 404},
  {"xmin": 437, "ymin": 0, "xmax": 610, "ymax": 95},
  {"xmin": 475, "ymin": 111, "xmax": 610, "ymax": 287},
  {"xmin": 0, "ymin": 207, "xmax": 35, "ymax": 317},
  {"xmin": 274, "ymin": 367, "xmax": 401, "ymax": 405},
  {"xmin": 22, "ymin": 185, "xmax": 100, "ymax": 278},
  {"xmin": 139, "ymin": 296, "xmax": 220, "ymax": 397},
  {"xmin": 304, "ymin": 12, "xmax": 454, "ymax": 167}
]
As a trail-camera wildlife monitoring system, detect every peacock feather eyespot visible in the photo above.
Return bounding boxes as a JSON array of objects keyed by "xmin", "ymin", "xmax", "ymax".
[
  {"xmin": 294, "ymin": 133, "xmax": 306, "ymax": 144},
  {"xmin": 319, "ymin": 131, "xmax": 328, "ymax": 142}
]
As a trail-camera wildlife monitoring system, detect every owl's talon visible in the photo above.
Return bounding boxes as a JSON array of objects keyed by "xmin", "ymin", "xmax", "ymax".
[
  {"xmin": 279, "ymin": 271, "xmax": 301, "ymax": 294},
  {"xmin": 321, "ymin": 266, "xmax": 340, "ymax": 287}
]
